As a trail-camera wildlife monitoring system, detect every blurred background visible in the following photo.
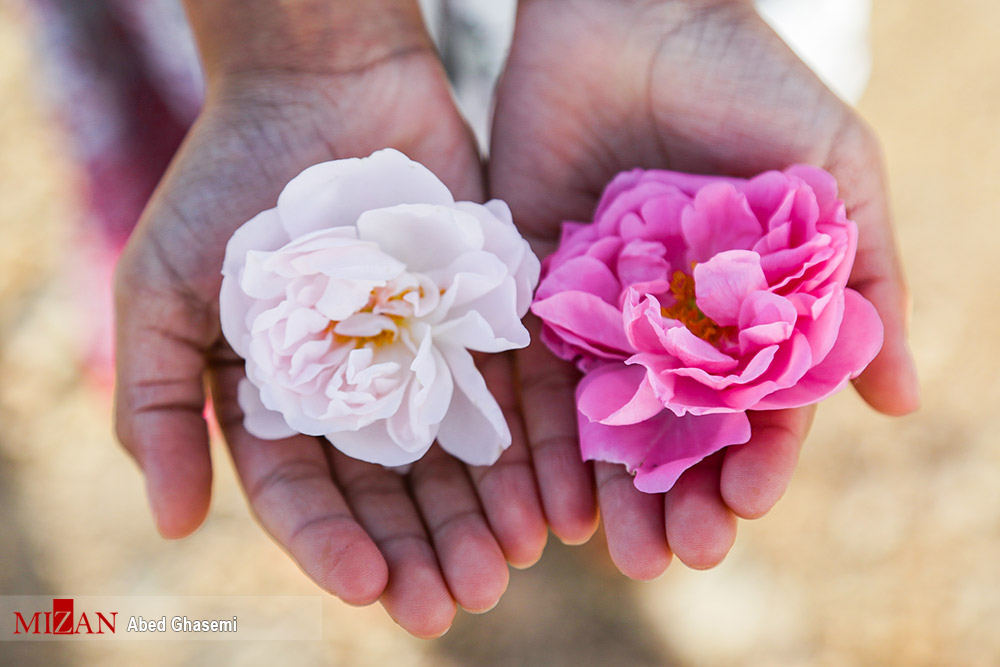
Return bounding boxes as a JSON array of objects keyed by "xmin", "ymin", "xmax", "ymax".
[{"xmin": 2, "ymin": 0, "xmax": 999, "ymax": 664}]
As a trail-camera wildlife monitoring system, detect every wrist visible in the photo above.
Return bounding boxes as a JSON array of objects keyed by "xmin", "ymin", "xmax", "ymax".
[{"xmin": 182, "ymin": 0, "xmax": 432, "ymax": 87}]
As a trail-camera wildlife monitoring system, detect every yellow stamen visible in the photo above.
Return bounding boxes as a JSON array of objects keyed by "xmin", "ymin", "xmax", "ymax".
[
  {"xmin": 659, "ymin": 269, "xmax": 733, "ymax": 345},
  {"xmin": 325, "ymin": 318, "xmax": 401, "ymax": 349}
]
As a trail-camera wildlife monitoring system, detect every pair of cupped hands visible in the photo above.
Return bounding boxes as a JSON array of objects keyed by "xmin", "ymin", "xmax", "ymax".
[{"xmin": 114, "ymin": 0, "xmax": 919, "ymax": 638}]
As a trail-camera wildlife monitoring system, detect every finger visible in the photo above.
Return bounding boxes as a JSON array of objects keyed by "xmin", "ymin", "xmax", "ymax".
[
  {"xmin": 330, "ymin": 452, "xmax": 456, "ymax": 638},
  {"xmin": 466, "ymin": 352, "xmax": 548, "ymax": 568},
  {"xmin": 594, "ymin": 462, "xmax": 672, "ymax": 580},
  {"xmin": 827, "ymin": 121, "xmax": 920, "ymax": 416},
  {"xmin": 113, "ymin": 276, "xmax": 213, "ymax": 539},
  {"xmin": 665, "ymin": 454, "xmax": 737, "ymax": 570},
  {"xmin": 409, "ymin": 447, "xmax": 509, "ymax": 613},
  {"xmin": 212, "ymin": 363, "xmax": 387, "ymax": 606},
  {"xmin": 721, "ymin": 406, "xmax": 814, "ymax": 519},
  {"xmin": 515, "ymin": 316, "xmax": 599, "ymax": 544}
]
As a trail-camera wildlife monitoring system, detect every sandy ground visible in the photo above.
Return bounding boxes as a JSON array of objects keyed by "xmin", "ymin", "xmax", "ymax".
[{"xmin": 2, "ymin": 1, "xmax": 999, "ymax": 665}]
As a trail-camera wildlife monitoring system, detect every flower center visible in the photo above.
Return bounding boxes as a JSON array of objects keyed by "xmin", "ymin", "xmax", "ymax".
[
  {"xmin": 323, "ymin": 283, "xmax": 433, "ymax": 350},
  {"xmin": 660, "ymin": 269, "xmax": 731, "ymax": 345},
  {"xmin": 326, "ymin": 322, "xmax": 400, "ymax": 349}
]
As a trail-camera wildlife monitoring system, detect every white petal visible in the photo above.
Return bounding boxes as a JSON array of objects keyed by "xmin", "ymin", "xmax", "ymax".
[
  {"xmin": 282, "ymin": 235, "xmax": 404, "ymax": 281},
  {"xmin": 237, "ymin": 378, "xmax": 297, "ymax": 440},
  {"xmin": 325, "ymin": 421, "xmax": 431, "ymax": 466},
  {"xmin": 222, "ymin": 208, "xmax": 290, "ymax": 279},
  {"xmin": 512, "ymin": 245, "xmax": 541, "ymax": 318},
  {"xmin": 282, "ymin": 308, "xmax": 330, "ymax": 348},
  {"xmin": 387, "ymin": 338, "xmax": 453, "ymax": 449},
  {"xmin": 314, "ymin": 278, "xmax": 378, "ymax": 321},
  {"xmin": 455, "ymin": 200, "xmax": 540, "ymax": 317},
  {"xmin": 454, "ymin": 200, "xmax": 525, "ymax": 272},
  {"xmin": 241, "ymin": 250, "xmax": 289, "ymax": 300},
  {"xmin": 220, "ymin": 275, "xmax": 256, "ymax": 358},
  {"xmin": 426, "ymin": 250, "xmax": 508, "ymax": 315},
  {"xmin": 334, "ymin": 312, "xmax": 397, "ymax": 338},
  {"xmin": 434, "ymin": 278, "xmax": 530, "ymax": 352},
  {"xmin": 435, "ymin": 345, "xmax": 510, "ymax": 465},
  {"xmin": 356, "ymin": 204, "xmax": 485, "ymax": 272},
  {"xmin": 277, "ymin": 149, "xmax": 454, "ymax": 238}
]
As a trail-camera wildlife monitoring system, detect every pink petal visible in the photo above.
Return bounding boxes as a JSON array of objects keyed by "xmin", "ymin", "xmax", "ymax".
[
  {"xmin": 670, "ymin": 344, "xmax": 778, "ymax": 392},
  {"xmin": 623, "ymin": 290, "xmax": 739, "ymax": 374},
  {"xmin": 757, "ymin": 234, "xmax": 834, "ymax": 288},
  {"xmin": 660, "ymin": 326, "xmax": 739, "ymax": 374},
  {"xmin": 634, "ymin": 192, "xmax": 688, "ymax": 240},
  {"xmin": 693, "ymin": 249, "xmax": 767, "ymax": 327},
  {"xmin": 594, "ymin": 179, "xmax": 680, "ymax": 236},
  {"xmin": 616, "ymin": 239, "xmax": 670, "ymax": 287},
  {"xmin": 785, "ymin": 164, "xmax": 840, "ymax": 220},
  {"xmin": 577, "ymin": 364, "xmax": 664, "ymax": 426},
  {"xmin": 577, "ymin": 405, "xmax": 751, "ymax": 494},
  {"xmin": 794, "ymin": 287, "xmax": 845, "ymax": 366},
  {"xmin": 740, "ymin": 170, "xmax": 795, "ymax": 227},
  {"xmin": 719, "ymin": 332, "xmax": 813, "ymax": 409},
  {"xmin": 787, "ymin": 183, "xmax": 820, "ymax": 247},
  {"xmin": 737, "ymin": 291, "xmax": 798, "ymax": 352},
  {"xmin": 681, "ymin": 183, "xmax": 764, "ymax": 263},
  {"xmin": 753, "ymin": 289, "xmax": 883, "ymax": 410},
  {"xmin": 632, "ymin": 411, "xmax": 751, "ymax": 493},
  {"xmin": 623, "ymin": 290, "xmax": 667, "ymax": 353},
  {"xmin": 535, "ymin": 255, "xmax": 621, "ymax": 304},
  {"xmin": 531, "ymin": 291, "xmax": 633, "ymax": 357}
]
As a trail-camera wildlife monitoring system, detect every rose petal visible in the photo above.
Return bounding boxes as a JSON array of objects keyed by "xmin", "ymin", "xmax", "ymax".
[
  {"xmin": 222, "ymin": 208, "xmax": 291, "ymax": 278},
  {"xmin": 531, "ymin": 291, "xmax": 633, "ymax": 357},
  {"xmin": 632, "ymin": 411, "xmax": 751, "ymax": 493},
  {"xmin": 535, "ymin": 255, "xmax": 621, "ymax": 305},
  {"xmin": 681, "ymin": 182, "xmax": 763, "ymax": 262},
  {"xmin": 753, "ymin": 289, "xmax": 883, "ymax": 409},
  {"xmin": 326, "ymin": 421, "xmax": 432, "ymax": 467},
  {"xmin": 356, "ymin": 204, "xmax": 485, "ymax": 272},
  {"xmin": 616, "ymin": 239, "xmax": 670, "ymax": 287},
  {"xmin": 576, "ymin": 401, "xmax": 751, "ymax": 493},
  {"xmin": 277, "ymin": 148, "xmax": 454, "ymax": 238},
  {"xmin": 577, "ymin": 363, "xmax": 664, "ymax": 426},
  {"xmin": 434, "ymin": 278, "xmax": 530, "ymax": 352},
  {"xmin": 237, "ymin": 378, "xmax": 297, "ymax": 440},
  {"xmin": 737, "ymin": 291, "xmax": 798, "ymax": 352},
  {"xmin": 786, "ymin": 164, "xmax": 840, "ymax": 220},
  {"xmin": 693, "ymin": 250, "xmax": 767, "ymax": 327},
  {"xmin": 436, "ymin": 345, "xmax": 510, "ymax": 465}
]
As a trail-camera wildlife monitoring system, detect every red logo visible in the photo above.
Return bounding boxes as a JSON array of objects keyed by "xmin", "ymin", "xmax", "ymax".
[{"xmin": 12, "ymin": 599, "xmax": 117, "ymax": 635}]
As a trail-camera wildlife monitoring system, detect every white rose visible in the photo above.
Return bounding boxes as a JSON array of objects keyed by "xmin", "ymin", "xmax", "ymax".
[{"xmin": 220, "ymin": 149, "xmax": 539, "ymax": 466}]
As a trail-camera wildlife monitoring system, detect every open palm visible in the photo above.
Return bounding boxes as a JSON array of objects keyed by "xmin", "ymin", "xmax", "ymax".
[
  {"xmin": 114, "ymin": 43, "xmax": 547, "ymax": 636},
  {"xmin": 490, "ymin": 0, "xmax": 919, "ymax": 577}
]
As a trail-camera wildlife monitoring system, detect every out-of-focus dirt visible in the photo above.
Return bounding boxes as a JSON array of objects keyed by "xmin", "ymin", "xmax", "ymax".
[{"xmin": 2, "ymin": 1, "xmax": 998, "ymax": 665}]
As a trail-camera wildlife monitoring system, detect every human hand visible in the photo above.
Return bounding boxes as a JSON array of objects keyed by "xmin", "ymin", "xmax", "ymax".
[
  {"xmin": 490, "ymin": 0, "xmax": 919, "ymax": 577},
  {"xmin": 114, "ymin": 0, "xmax": 546, "ymax": 637}
]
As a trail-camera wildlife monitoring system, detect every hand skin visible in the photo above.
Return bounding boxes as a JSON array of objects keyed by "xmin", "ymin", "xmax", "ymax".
[
  {"xmin": 490, "ymin": 0, "xmax": 920, "ymax": 578},
  {"xmin": 113, "ymin": 0, "xmax": 547, "ymax": 638}
]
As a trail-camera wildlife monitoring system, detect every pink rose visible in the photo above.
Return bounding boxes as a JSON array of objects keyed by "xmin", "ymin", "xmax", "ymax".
[
  {"xmin": 221, "ymin": 149, "xmax": 539, "ymax": 467},
  {"xmin": 532, "ymin": 166, "xmax": 883, "ymax": 492}
]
